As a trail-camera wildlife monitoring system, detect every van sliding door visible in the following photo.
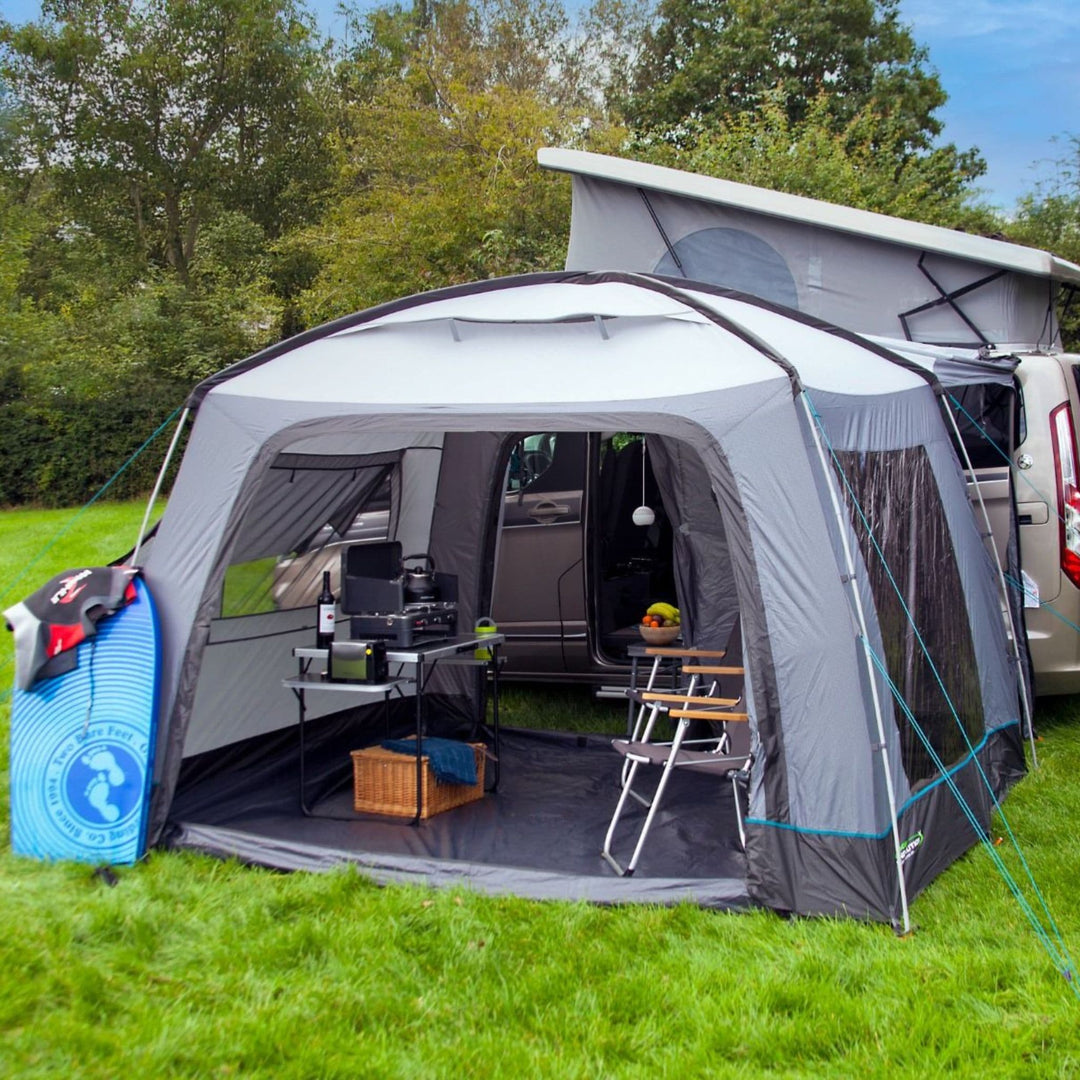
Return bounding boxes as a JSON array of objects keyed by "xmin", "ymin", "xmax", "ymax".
[{"xmin": 491, "ymin": 433, "xmax": 588, "ymax": 677}]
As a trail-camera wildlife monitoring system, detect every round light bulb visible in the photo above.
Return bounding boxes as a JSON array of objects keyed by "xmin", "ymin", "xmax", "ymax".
[{"xmin": 632, "ymin": 505, "xmax": 655, "ymax": 527}]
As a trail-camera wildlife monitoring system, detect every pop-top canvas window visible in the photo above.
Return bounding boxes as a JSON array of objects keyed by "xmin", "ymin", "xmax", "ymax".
[{"xmin": 653, "ymin": 227, "xmax": 799, "ymax": 309}]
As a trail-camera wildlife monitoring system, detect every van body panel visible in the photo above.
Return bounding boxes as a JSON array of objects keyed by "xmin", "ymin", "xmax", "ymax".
[{"xmin": 1014, "ymin": 352, "xmax": 1080, "ymax": 692}]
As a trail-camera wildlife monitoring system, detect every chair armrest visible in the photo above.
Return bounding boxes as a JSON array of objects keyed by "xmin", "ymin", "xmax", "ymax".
[
  {"xmin": 680, "ymin": 664, "xmax": 744, "ymax": 676},
  {"xmin": 639, "ymin": 692, "xmax": 740, "ymax": 706},
  {"xmin": 644, "ymin": 646, "xmax": 729, "ymax": 658}
]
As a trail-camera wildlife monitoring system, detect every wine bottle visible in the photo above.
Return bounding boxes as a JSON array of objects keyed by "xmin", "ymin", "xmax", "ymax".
[{"xmin": 316, "ymin": 570, "xmax": 336, "ymax": 649}]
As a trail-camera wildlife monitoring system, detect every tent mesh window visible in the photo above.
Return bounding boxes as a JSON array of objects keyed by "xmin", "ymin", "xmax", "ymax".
[
  {"xmin": 219, "ymin": 454, "xmax": 396, "ymax": 618},
  {"xmin": 834, "ymin": 447, "xmax": 984, "ymax": 785}
]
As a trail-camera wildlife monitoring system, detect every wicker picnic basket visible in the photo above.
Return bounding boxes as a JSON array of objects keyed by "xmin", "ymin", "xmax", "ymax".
[{"xmin": 350, "ymin": 740, "xmax": 486, "ymax": 819}]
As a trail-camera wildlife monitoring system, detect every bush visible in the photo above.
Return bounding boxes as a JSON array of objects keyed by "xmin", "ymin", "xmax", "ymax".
[{"xmin": 0, "ymin": 383, "xmax": 187, "ymax": 508}]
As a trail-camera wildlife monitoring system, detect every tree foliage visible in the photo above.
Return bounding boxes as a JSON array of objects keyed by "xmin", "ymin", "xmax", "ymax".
[
  {"xmin": 628, "ymin": 0, "xmax": 949, "ymax": 159},
  {"xmin": 1007, "ymin": 137, "xmax": 1080, "ymax": 349},
  {"xmin": 0, "ymin": 0, "xmax": 1071, "ymax": 506},
  {"xmin": 300, "ymin": 0, "xmax": 630, "ymax": 322},
  {"xmin": 630, "ymin": 91, "xmax": 991, "ymax": 229},
  {"xmin": 1, "ymin": 0, "xmax": 332, "ymax": 286}
]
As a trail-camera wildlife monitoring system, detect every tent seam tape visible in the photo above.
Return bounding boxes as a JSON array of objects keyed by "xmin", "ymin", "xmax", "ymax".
[{"xmin": 744, "ymin": 719, "xmax": 1019, "ymax": 840}]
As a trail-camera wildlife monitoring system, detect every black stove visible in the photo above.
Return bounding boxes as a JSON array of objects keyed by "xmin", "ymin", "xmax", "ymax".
[
  {"xmin": 340, "ymin": 541, "xmax": 460, "ymax": 647},
  {"xmin": 349, "ymin": 601, "xmax": 458, "ymax": 648}
]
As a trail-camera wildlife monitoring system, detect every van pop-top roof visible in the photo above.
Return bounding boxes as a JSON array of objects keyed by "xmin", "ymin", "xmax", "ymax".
[{"xmin": 539, "ymin": 147, "xmax": 1080, "ymax": 351}]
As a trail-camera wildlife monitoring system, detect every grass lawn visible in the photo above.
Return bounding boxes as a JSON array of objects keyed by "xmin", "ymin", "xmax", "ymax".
[{"xmin": 1, "ymin": 500, "xmax": 1079, "ymax": 1077}]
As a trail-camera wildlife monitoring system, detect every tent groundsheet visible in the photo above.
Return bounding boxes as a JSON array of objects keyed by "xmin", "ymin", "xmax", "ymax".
[{"xmin": 168, "ymin": 718, "xmax": 751, "ymax": 907}]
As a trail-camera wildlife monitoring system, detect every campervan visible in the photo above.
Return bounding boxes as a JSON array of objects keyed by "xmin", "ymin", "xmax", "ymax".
[
  {"xmin": 531, "ymin": 148, "xmax": 1080, "ymax": 696},
  {"xmin": 265, "ymin": 151, "xmax": 1080, "ymax": 697}
]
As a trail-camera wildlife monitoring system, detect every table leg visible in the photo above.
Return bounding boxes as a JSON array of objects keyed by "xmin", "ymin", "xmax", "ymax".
[
  {"xmin": 413, "ymin": 659, "xmax": 424, "ymax": 826},
  {"xmin": 488, "ymin": 647, "xmax": 500, "ymax": 792},
  {"xmin": 294, "ymin": 685, "xmax": 313, "ymax": 816}
]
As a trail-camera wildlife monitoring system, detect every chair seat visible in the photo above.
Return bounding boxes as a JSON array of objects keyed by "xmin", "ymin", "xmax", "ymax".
[{"xmin": 612, "ymin": 739, "xmax": 749, "ymax": 773}]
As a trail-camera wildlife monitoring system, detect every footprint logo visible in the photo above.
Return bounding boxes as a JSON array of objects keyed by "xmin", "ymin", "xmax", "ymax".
[{"xmin": 81, "ymin": 749, "xmax": 126, "ymax": 823}]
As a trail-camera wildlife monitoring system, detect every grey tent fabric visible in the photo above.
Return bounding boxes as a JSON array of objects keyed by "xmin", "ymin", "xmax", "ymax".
[
  {"xmin": 140, "ymin": 271, "xmax": 1026, "ymax": 926},
  {"xmin": 230, "ymin": 452, "xmax": 400, "ymax": 565}
]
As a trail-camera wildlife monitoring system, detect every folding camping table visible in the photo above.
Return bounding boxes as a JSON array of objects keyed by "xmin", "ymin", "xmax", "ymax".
[
  {"xmin": 285, "ymin": 632, "xmax": 505, "ymax": 824},
  {"xmin": 624, "ymin": 642, "xmax": 683, "ymax": 736}
]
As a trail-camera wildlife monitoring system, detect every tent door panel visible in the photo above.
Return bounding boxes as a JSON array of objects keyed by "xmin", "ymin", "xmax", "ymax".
[{"xmin": 592, "ymin": 435, "xmax": 677, "ymax": 666}]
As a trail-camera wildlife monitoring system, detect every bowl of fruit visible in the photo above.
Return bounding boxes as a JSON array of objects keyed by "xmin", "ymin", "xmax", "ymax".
[{"xmin": 639, "ymin": 602, "xmax": 681, "ymax": 645}]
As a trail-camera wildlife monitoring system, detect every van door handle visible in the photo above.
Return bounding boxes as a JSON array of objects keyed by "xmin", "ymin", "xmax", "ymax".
[
  {"xmin": 529, "ymin": 500, "xmax": 571, "ymax": 522},
  {"xmin": 1016, "ymin": 501, "xmax": 1049, "ymax": 526}
]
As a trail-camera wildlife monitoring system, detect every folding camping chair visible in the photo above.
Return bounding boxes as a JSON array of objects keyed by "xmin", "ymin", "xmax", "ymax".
[{"xmin": 602, "ymin": 622, "xmax": 750, "ymax": 877}]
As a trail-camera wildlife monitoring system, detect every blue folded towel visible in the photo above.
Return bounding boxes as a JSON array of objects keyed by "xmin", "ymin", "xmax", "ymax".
[{"xmin": 380, "ymin": 737, "xmax": 478, "ymax": 786}]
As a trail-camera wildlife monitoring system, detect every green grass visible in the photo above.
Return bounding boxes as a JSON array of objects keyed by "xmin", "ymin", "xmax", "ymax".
[{"xmin": 2, "ymin": 500, "xmax": 1080, "ymax": 1077}]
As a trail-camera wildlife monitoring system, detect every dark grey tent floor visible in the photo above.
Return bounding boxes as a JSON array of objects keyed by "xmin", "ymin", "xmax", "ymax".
[{"xmin": 168, "ymin": 725, "xmax": 750, "ymax": 907}]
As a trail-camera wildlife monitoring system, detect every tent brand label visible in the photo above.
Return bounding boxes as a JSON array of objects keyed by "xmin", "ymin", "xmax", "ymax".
[{"xmin": 899, "ymin": 831, "xmax": 924, "ymax": 864}]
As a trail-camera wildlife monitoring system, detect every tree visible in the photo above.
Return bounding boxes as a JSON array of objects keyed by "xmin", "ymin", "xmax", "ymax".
[
  {"xmin": 1008, "ymin": 136, "xmax": 1080, "ymax": 349},
  {"xmin": 298, "ymin": 70, "xmax": 580, "ymax": 323},
  {"xmin": 0, "ymin": 0, "xmax": 337, "ymax": 504},
  {"xmin": 628, "ymin": 0, "xmax": 949, "ymax": 159},
  {"xmin": 630, "ymin": 91, "xmax": 992, "ymax": 229},
  {"xmin": 337, "ymin": 0, "xmax": 648, "ymax": 115},
  {"xmin": 0, "ymin": 0, "xmax": 332, "ymax": 287},
  {"xmin": 299, "ymin": 0, "xmax": 634, "ymax": 322}
]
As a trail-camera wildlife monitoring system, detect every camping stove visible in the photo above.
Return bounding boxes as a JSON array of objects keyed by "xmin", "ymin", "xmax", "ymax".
[{"xmin": 349, "ymin": 601, "xmax": 458, "ymax": 648}]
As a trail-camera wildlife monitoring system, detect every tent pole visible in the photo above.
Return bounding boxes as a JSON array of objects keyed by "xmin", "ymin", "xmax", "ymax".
[
  {"xmin": 799, "ymin": 392, "xmax": 912, "ymax": 935},
  {"xmin": 132, "ymin": 407, "xmax": 189, "ymax": 567},
  {"xmin": 941, "ymin": 400, "xmax": 1037, "ymax": 767}
]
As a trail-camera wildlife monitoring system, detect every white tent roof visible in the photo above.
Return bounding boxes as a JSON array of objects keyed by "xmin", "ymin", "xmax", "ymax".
[{"xmin": 211, "ymin": 278, "xmax": 927, "ymax": 407}]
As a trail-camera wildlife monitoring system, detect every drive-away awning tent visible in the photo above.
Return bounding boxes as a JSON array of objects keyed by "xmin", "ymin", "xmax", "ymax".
[{"xmin": 139, "ymin": 272, "xmax": 1026, "ymax": 929}]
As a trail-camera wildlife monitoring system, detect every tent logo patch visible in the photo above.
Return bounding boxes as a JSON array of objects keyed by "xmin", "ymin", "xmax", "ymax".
[{"xmin": 899, "ymin": 831, "xmax": 924, "ymax": 864}]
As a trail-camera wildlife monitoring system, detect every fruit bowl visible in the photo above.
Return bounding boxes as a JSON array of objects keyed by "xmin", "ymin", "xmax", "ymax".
[{"xmin": 638, "ymin": 623, "xmax": 681, "ymax": 645}]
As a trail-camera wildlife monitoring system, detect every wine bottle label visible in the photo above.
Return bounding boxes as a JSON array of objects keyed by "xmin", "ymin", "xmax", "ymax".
[{"xmin": 318, "ymin": 605, "xmax": 335, "ymax": 634}]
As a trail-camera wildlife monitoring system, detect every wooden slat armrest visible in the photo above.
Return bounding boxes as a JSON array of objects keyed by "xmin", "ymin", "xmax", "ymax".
[
  {"xmin": 681, "ymin": 664, "xmax": 745, "ymax": 676},
  {"xmin": 640, "ymin": 692, "xmax": 740, "ymax": 706},
  {"xmin": 670, "ymin": 709, "xmax": 749, "ymax": 722},
  {"xmin": 645, "ymin": 646, "xmax": 729, "ymax": 658}
]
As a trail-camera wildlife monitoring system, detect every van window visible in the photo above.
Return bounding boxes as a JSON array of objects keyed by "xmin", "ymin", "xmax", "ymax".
[
  {"xmin": 506, "ymin": 433, "xmax": 581, "ymax": 493},
  {"xmin": 947, "ymin": 382, "xmax": 1018, "ymax": 469}
]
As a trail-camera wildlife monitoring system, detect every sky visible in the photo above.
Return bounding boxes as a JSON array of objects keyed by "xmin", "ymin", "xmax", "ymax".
[{"xmin": 0, "ymin": 0, "xmax": 1076, "ymax": 211}]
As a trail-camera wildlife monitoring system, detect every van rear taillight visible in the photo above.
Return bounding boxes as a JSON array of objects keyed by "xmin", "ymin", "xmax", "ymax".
[{"xmin": 1050, "ymin": 402, "xmax": 1080, "ymax": 589}]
